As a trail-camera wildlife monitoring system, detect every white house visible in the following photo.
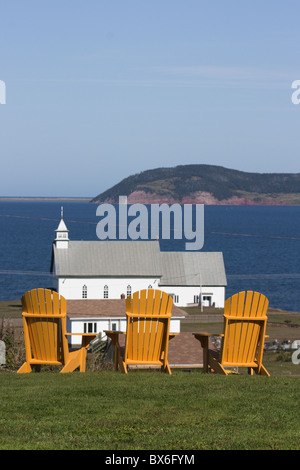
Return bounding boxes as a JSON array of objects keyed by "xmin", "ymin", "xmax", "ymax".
[
  {"xmin": 50, "ymin": 216, "xmax": 227, "ymax": 345},
  {"xmin": 65, "ymin": 298, "xmax": 186, "ymax": 346},
  {"xmin": 159, "ymin": 251, "xmax": 226, "ymax": 309}
]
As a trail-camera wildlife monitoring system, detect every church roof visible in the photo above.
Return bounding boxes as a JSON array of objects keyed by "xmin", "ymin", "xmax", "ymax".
[
  {"xmin": 52, "ymin": 240, "xmax": 162, "ymax": 277},
  {"xmin": 51, "ymin": 240, "xmax": 227, "ymax": 286},
  {"xmin": 159, "ymin": 251, "xmax": 227, "ymax": 286}
]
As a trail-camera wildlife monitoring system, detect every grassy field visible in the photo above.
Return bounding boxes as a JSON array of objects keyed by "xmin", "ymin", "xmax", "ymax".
[
  {"xmin": 0, "ymin": 370, "xmax": 299, "ymax": 451},
  {"xmin": 1, "ymin": 300, "xmax": 300, "ymax": 450},
  {"xmin": 0, "ymin": 300, "xmax": 22, "ymax": 319}
]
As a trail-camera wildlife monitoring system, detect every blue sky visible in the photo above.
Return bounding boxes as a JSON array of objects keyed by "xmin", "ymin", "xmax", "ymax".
[{"xmin": 1, "ymin": 1, "xmax": 300, "ymax": 197}]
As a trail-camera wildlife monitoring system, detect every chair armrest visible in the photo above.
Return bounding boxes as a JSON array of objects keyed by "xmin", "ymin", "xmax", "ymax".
[
  {"xmin": 65, "ymin": 333, "xmax": 97, "ymax": 348},
  {"xmin": 193, "ymin": 332, "xmax": 223, "ymax": 340},
  {"xmin": 66, "ymin": 333, "xmax": 97, "ymax": 336},
  {"xmin": 193, "ymin": 332, "xmax": 223, "ymax": 350},
  {"xmin": 104, "ymin": 330, "xmax": 126, "ymax": 337},
  {"xmin": 193, "ymin": 333, "xmax": 210, "ymax": 349},
  {"xmin": 193, "ymin": 332, "xmax": 211, "ymax": 338},
  {"xmin": 104, "ymin": 330, "xmax": 126, "ymax": 345},
  {"xmin": 169, "ymin": 333, "xmax": 179, "ymax": 340}
]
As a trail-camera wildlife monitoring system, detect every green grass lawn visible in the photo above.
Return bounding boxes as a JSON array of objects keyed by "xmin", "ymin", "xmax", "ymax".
[
  {"xmin": 1, "ymin": 302, "xmax": 300, "ymax": 451},
  {"xmin": 0, "ymin": 370, "xmax": 299, "ymax": 451}
]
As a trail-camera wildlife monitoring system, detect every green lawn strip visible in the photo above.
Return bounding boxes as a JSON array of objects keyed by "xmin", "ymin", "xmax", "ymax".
[{"xmin": 0, "ymin": 371, "xmax": 299, "ymax": 450}]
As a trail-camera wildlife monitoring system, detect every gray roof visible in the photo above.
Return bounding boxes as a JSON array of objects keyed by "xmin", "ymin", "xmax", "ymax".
[
  {"xmin": 52, "ymin": 240, "xmax": 226, "ymax": 286},
  {"xmin": 52, "ymin": 240, "xmax": 162, "ymax": 277},
  {"xmin": 159, "ymin": 251, "xmax": 227, "ymax": 286}
]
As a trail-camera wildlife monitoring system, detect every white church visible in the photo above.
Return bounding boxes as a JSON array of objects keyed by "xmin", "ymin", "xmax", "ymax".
[{"xmin": 50, "ymin": 215, "xmax": 227, "ymax": 344}]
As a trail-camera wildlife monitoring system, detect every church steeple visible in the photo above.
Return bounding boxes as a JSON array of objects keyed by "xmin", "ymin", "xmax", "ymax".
[{"xmin": 54, "ymin": 206, "xmax": 69, "ymax": 249}]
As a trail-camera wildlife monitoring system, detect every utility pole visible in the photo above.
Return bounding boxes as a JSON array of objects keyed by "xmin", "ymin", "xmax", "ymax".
[{"xmin": 199, "ymin": 272, "xmax": 203, "ymax": 313}]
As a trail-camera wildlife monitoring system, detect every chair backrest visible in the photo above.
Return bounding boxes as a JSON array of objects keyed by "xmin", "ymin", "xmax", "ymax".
[
  {"xmin": 124, "ymin": 289, "xmax": 173, "ymax": 364},
  {"xmin": 22, "ymin": 288, "xmax": 68, "ymax": 364},
  {"xmin": 221, "ymin": 291, "xmax": 269, "ymax": 366}
]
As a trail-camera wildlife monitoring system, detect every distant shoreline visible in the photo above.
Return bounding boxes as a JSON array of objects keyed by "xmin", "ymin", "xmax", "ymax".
[
  {"xmin": 2, "ymin": 196, "xmax": 299, "ymax": 205},
  {"xmin": 0, "ymin": 197, "xmax": 92, "ymax": 201}
]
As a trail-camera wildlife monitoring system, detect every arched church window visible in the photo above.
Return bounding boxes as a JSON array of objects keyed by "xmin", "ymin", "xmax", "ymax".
[
  {"xmin": 82, "ymin": 285, "xmax": 87, "ymax": 299},
  {"xmin": 104, "ymin": 285, "xmax": 109, "ymax": 299}
]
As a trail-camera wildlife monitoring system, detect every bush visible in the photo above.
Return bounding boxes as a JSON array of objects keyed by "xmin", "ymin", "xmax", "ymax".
[{"xmin": 275, "ymin": 350, "xmax": 292, "ymax": 363}]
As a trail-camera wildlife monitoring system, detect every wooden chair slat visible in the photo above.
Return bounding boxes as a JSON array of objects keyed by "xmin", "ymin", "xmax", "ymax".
[
  {"xmin": 194, "ymin": 291, "xmax": 270, "ymax": 376},
  {"xmin": 18, "ymin": 289, "xmax": 95, "ymax": 374},
  {"xmin": 107, "ymin": 289, "xmax": 174, "ymax": 374}
]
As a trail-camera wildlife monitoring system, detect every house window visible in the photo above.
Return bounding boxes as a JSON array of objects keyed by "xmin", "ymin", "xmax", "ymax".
[
  {"xmin": 170, "ymin": 293, "xmax": 179, "ymax": 304},
  {"xmin": 194, "ymin": 295, "xmax": 199, "ymax": 304},
  {"xmin": 82, "ymin": 285, "xmax": 87, "ymax": 299},
  {"xmin": 127, "ymin": 285, "xmax": 132, "ymax": 297},
  {"xmin": 103, "ymin": 285, "xmax": 108, "ymax": 299},
  {"xmin": 202, "ymin": 295, "xmax": 212, "ymax": 307},
  {"xmin": 84, "ymin": 322, "xmax": 97, "ymax": 333}
]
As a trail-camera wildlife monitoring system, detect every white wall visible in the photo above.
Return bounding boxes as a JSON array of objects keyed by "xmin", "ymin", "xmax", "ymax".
[
  {"xmin": 67, "ymin": 316, "xmax": 181, "ymax": 346},
  {"xmin": 57, "ymin": 276, "xmax": 225, "ymax": 307},
  {"xmin": 58, "ymin": 277, "xmax": 160, "ymax": 300},
  {"xmin": 58, "ymin": 277, "xmax": 225, "ymax": 345},
  {"xmin": 159, "ymin": 285, "xmax": 225, "ymax": 308}
]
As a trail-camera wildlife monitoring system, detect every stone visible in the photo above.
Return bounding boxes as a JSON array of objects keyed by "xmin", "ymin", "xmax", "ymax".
[{"xmin": 0, "ymin": 340, "xmax": 6, "ymax": 365}]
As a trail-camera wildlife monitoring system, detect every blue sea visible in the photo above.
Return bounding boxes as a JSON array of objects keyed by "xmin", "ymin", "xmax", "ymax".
[{"xmin": 0, "ymin": 201, "xmax": 299, "ymax": 312}]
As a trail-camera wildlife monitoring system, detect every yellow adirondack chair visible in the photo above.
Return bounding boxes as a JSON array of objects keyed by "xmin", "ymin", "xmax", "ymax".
[
  {"xmin": 104, "ymin": 289, "xmax": 177, "ymax": 374},
  {"xmin": 17, "ymin": 288, "xmax": 97, "ymax": 373},
  {"xmin": 193, "ymin": 291, "xmax": 270, "ymax": 376}
]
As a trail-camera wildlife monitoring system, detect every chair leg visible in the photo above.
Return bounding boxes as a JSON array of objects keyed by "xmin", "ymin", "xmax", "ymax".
[
  {"xmin": 115, "ymin": 345, "xmax": 127, "ymax": 373},
  {"xmin": 209, "ymin": 356, "xmax": 228, "ymax": 375},
  {"xmin": 17, "ymin": 362, "xmax": 32, "ymax": 373},
  {"xmin": 258, "ymin": 364, "xmax": 270, "ymax": 376},
  {"xmin": 79, "ymin": 348, "xmax": 87, "ymax": 372},
  {"xmin": 161, "ymin": 363, "xmax": 172, "ymax": 375},
  {"xmin": 61, "ymin": 349, "xmax": 85, "ymax": 373}
]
